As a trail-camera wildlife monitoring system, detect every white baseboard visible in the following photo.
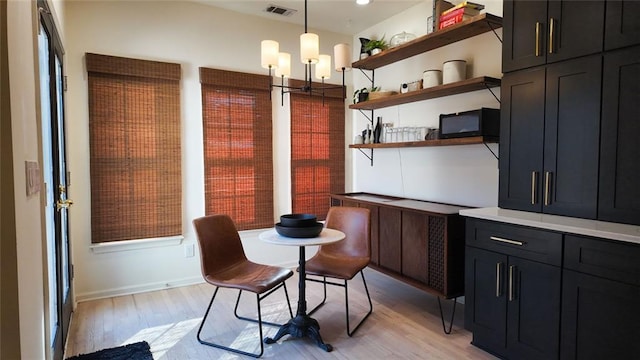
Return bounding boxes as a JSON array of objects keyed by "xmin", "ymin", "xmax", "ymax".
[
  {"xmin": 74, "ymin": 260, "xmax": 299, "ymax": 303},
  {"xmin": 74, "ymin": 276, "xmax": 205, "ymax": 303}
]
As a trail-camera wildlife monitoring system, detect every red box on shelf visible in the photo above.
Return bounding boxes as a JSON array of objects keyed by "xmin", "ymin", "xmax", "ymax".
[{"xmin": 438, "ymin": 6, "xmax": 481, "ymax": 30}]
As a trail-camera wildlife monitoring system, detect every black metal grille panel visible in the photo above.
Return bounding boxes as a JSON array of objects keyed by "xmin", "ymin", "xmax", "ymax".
[{"xmin": 428, "ymin": 216, "xmax": 445, "ymax": 293}]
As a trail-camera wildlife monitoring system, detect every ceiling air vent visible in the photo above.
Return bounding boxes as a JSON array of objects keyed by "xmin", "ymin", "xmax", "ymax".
[{"xmin": 264, "ymin": 4, "xmax": 297, "ymax": 17}]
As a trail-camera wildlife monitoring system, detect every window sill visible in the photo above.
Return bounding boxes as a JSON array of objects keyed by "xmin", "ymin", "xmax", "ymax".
[{"xmin": 90, "ymin": 236, "xmax": 184, "ymax": 254}]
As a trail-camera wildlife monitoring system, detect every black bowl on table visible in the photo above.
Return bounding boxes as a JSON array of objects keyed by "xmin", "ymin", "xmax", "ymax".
[
  {"xmin": 275, "ymin": 222, "xmax": 324, "ymax": 238},
  {"xmin": 279, "ymin": 213, "xmax": 318, "ymax": 227}
]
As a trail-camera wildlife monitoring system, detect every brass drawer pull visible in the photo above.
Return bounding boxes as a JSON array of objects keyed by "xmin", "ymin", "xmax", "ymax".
[
  {"xmin": 508, "ymin": 265, "xmax": 516, "ymax": 301},
  {"xmin": 496, "ymin": 262, "xmax": 503, "ymax": 297},
  {"xmin": 531, "ymin": 171, "xmax": 537, "ymax": 205},
  {"xmin": 549, "ymin": 18, "xmax": 555, "ymax": 54},
  {"xmin": 490, "ymin": 236, "xmax": 525, "ymax": 246},
  {"xmin": 544, "ymin": 171, "xmax": 552, "ymax": 206},
  {"xmin": 535, "ymin": 22, "xmax": 541, "ymax": 57}
]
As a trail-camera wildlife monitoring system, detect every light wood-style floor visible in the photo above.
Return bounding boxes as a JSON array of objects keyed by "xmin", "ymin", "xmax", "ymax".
[{"xmin": 65, "ymin": 268, "xmax": 497, "ymax": 359}]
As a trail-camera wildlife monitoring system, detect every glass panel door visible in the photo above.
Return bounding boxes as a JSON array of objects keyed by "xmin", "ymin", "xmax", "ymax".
[{"xmin": 38, "ymin": 2, "xmax": 73, "ymax": 359}]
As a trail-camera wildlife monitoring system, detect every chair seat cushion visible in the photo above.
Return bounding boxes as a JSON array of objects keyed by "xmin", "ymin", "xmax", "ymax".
[
  {"xmin": 305, "ymin": 253, "xmax": 370, "ymax": 280},
  {"xmin": 205, "ymin": 261, "xmax": 293, "ymax": 294}
]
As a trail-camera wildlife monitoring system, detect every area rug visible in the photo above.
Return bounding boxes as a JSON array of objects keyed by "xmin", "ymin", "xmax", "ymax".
[{"xmin": 65, "ymin": 341, "xmax": 153, "ymax": 360}]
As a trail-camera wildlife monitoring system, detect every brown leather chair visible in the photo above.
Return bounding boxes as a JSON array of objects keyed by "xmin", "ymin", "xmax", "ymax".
[
  {"xmin": 192, "ymin": 214, "xmax": 293, "ymax": 358},
  {"xmin": 305, "ymin": 206, "xmax": 373, "ymax": 336}
]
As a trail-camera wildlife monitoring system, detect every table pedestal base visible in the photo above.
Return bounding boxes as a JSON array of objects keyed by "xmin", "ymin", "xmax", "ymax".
[{"xmin": 264, "ymin": 314, "xmax": 332, "ymax": 352}]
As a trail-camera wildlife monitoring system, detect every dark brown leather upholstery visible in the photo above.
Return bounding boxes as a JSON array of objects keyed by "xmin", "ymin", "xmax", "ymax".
[
  {"xmin": 192, "ymin": 214, "xmax": 294, "ymax": 357},
  {"xmin": 304, "ymin": 206, "xmax": 373, "ymax": 336},
  {"xmin": 193, "ymin": 214, "xmax": 293, "ymax": 294},
  {"xmin": 306, "ymin": 206, "xmax": 371, "ymax": 280}
]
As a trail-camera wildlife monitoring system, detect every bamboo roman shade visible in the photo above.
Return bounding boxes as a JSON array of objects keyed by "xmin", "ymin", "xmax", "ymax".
[
  {"xmin": 199, "ymin": 68, "xmax": 274, "ymax": 230},
  {"xmin": 86, "ymin": 53, "xmax": 182, "ymax": 243},
  {"xmin": 289, "ymin": 79, "xmax": 345, "ymax": 221}
]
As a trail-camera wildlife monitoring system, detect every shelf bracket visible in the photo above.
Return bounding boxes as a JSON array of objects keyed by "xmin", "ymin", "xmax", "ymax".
[
  {"xmin": 487, "ymin": 20, "xmax": 503, "ymax": 43},
  {"xmin": 358, "ymin": 68, "xmax": 375, "ymax": 84},
  {"xmin": 357, "ymin": 109, "xmax": 374, "ymax": 124},
  {"xmin": 357, "ymin": 148, "xmax": 374, "ymax": 166},
  {"xmin": 484, "ymin": 84, "xmax": 501, "ymax": 104},
  {"xmin": 483, "ymin": 141, "xmax": 499, "ymax": 160}
]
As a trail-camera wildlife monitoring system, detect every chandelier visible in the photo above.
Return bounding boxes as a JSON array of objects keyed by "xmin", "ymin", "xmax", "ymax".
[{"xmin": 260, "ymin": 0, "xmax": 351, "ymax": 105}]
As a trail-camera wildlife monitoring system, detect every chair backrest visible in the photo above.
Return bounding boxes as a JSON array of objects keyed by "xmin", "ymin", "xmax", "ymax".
[
  {"xmin": 192, "ymin": 214, "xmax": 248, "ymax": 278},
  {"xmin": 322, "ymin": 206, "xmax": 371, "ymax": 259}
]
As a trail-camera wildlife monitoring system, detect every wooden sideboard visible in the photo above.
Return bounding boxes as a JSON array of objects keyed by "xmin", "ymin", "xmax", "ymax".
[{"xmin": 330, "ymin": 192, "xmax": 468, "ymax": 299}]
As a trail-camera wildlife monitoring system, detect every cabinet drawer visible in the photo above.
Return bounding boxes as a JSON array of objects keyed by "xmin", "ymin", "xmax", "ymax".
[
  {"xmin": 564, "ymin": 235, "xmax": 640, "ymax": 286},
  {"xmin": 466, "ymin": 219, "xmax": 562, "ymax": 266}
]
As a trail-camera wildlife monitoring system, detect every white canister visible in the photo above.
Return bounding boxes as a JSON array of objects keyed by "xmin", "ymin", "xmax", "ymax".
[
  {"xmin": 422, "ymin": 69, "xmax": 442, "ymax": 88},
  {"xmin": 442, "ymin": 60, "xmax": 467, "ymax": 84}
]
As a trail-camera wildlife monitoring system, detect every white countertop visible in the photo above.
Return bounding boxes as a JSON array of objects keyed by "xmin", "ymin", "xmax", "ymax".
[{"xmin": 459, "ymin": 207, "xmax": 640, "ymax": 245}]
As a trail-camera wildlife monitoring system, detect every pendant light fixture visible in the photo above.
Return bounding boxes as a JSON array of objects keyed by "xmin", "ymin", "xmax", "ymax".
[{"xmin": 261, "ymin": 0, "xmax": 351, "ymax": 105}]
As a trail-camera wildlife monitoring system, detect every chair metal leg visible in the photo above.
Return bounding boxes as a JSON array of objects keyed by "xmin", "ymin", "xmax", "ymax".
[
  {"xmin": 307, "ymin": 276, "xmax": 328, "ymax": 316},
  {"xmin": 198, "ymin": 284, "xmax": 293, "ymax": 358},
  {"xmin": 346, "ymin": 270, "xmax": 373, "ymax": 337},
  {"xmin": 437, "ymin": 296, "xmax": 458, "ymax": 335},
  {"xmin": 305, "ymin": 270, "xmax": 373, "ymax": 336},
  {"xmin": 233, "ymin": 282, "xmax": 293, "ymax": 327}
]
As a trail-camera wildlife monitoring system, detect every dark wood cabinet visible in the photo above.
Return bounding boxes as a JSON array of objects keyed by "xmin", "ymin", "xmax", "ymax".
[
  {"xmin": 561, "ymin": 271, "xmax": 640, "ymax": 360},
  {"xmin": 542, "ymin": 56, "xmax": 601, "ymax": 218},
  {"xmin": 499, "ymin": 56, "xmax": 601, "ymax": 218},
  {"xmin": 499, "ymin": 67, "xmax": 545, "ymax": 212},
  {"xmin": 378, "ymin": 206, "xmax": 402, "ymax": 273},
  {"xmin": 330, "ymin": 193, "xmax": 466, "ymax": 299},
  {"xmin": 465, "ymin": 247, "xmax": 507, "ymax": 355},
  {"xmin": 605, "ymin": 0, "xmax": 640, "ymax": 51},
  {"xmin": 401, "ymin": 211, "xmax": 428, "ymax": 283},
  {"xmin": 598, "ymin": 46, "xmax": 640, "ymax": 225},
  {"xmin": 465, "ymin": 219, "xmax": 563, "ymax": 360},
  {"xmin": 502, "ymin": 0, "xmax": 604, "ymax": 73},
  {"xmin": 561, "ymin": 235, "xmax": 640, "ymax": 359},
  {"xmin": 359, "ymin": 202, "xmax": 380, "ymax": 266}
]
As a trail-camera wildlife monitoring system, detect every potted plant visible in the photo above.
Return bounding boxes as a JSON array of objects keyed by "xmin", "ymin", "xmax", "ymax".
[{"xmin": 364, "ymin": 37, "xmax": 388, "ymax": 55}]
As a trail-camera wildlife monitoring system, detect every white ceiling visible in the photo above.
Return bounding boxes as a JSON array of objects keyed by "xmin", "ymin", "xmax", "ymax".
[{"xmin": 194, "ymin": 0, "xmax": 423, "ymax": 35}]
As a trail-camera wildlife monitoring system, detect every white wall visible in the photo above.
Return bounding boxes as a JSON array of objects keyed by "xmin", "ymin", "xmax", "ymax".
[
  {"xmin": 64, "ymin": 0, "xmax": 351, "ymax": 301},
  {"xmin": 351, "ymin": 1, "xmax": 503, "ymax": 208},
  {"xmin": 7, "ymin": 0, "xmax": 46, "ymax": 358},
  {"xmin": 65, "ymin": 0, "xmax": 503, "ymax": 302}
]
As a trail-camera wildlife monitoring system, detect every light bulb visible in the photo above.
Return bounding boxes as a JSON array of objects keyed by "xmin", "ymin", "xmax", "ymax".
[
  {"xmin": 334, "ymin": 43, "xmax": 351, "ymax": 72},
  {"xmin": 315, "ymin": 54, "xmax": 331, "ymax": 79},
  {"xmin": 261, "ymin": 40, "xmax": 279, "ymax": 69},
  {"xmin": 275, "ymin": 52, "xmax": 291, "ymax": 78},
  {"xmin": 300, "ymin": 33, "xmax": 319, "ymax": 64}
]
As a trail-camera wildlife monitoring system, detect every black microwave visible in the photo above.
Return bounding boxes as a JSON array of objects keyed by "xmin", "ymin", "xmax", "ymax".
[{"xmin": 439, "ymin": 108, "xmax": 500, "ymax": 140}]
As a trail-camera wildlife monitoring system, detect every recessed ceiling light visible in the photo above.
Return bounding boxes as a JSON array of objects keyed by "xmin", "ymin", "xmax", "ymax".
[{"xmin": 356, "ymin": 0, "xmax": 371, "ymax": 5}]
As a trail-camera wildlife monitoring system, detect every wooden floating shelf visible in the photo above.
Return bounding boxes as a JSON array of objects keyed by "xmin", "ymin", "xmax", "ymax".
[
  {"xmin": 349, "ymin": 76, "xmax": 501, "ymax": 110},
  {"xmin": 352, "ymin": 13, "xmax": 503, "ymax": 70},
  {"xmin": 349, "ymin": 136, "xmax": 497, "ymax": 149}
]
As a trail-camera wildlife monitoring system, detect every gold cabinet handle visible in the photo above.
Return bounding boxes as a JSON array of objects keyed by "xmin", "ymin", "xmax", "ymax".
[
  {"xmin": 531, "ymin": 171, "xmax": 537, "ymax": 205},
  {"xmin": 496, "ymin": 262, "xmax": 503, "ymax": 297},
  {"xmin": 549, "ymin": 18, "xmax": 555, "ymax": 54},
  {"xmin": 544, "ymin": 171, "xmax": 552, "ymax": 206},
  {"xmin": 490, "ymin": 236, "xmax": 525, "ymax": 246},
  {"xmin": 508, "ymin": 265, "xmax": 516, "ymax": 301},
  {"xmin": 56, "ymin": 199, "xmax": 74, "ymax": 211},
  {"xmin": 535, "ymin": 22, "xmax": 541, "ymax": 57}
]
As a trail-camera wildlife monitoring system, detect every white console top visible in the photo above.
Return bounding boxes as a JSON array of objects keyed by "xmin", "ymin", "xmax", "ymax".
[{"xmin": 459, "ymin": 207, "xmax": 640, "ymax": 245}]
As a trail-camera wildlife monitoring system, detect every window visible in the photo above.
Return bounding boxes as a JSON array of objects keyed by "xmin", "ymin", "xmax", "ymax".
[
  {"xmin": 200, "ymin": 68, "xmax": 273, "ymax": 230},
  {"xmin": 86, "ymin": 53, "xmax": 182, "ymax": 243},
  {"xmin": 290, "ymin": 80, "xmax": 345, "ymax": 220}
]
